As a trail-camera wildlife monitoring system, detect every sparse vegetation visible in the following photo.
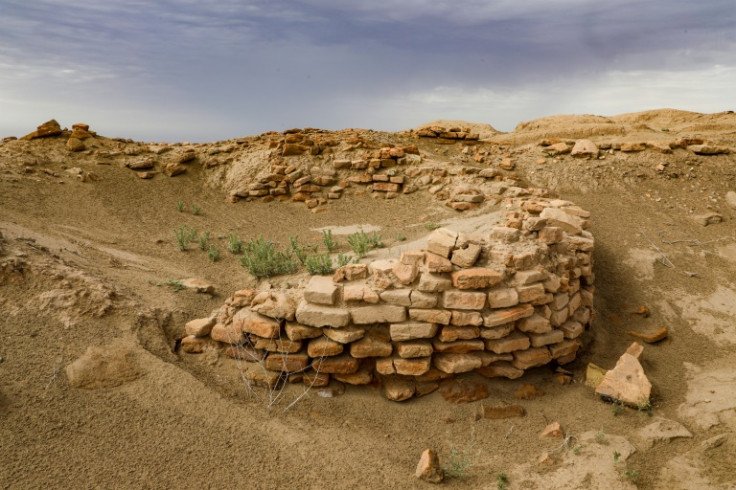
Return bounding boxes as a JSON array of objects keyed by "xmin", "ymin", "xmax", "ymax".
[
  {"xmin": 174, "ymin": 225, "xmax": 198, "ymax": 251},
  {"xmin": 424, "ymin": 222, "xmax": 441, "ymax": 230},
  {"xmin": 337, "ymin": 252, "xmax": 353, "ymax": 267},
  {"xmin": 227, "ymin": 233, "xmax": 244, "ymax": 254},
  {"xmin": 347, "ymin": 230, "xmax": 370, "ymax": 258},
  {"xmin": 289, "ymin": 235, "xmax": 308, "ymax": 265},
  {"xmin": 191, "ymin": 203, "xmax": 201, "ymax": 215},
  {"xmin": 595, "ymin": 430, "xmax": 607, "ymax": 444},
  {"xmin": 198, "ymin": 231, "xmax": 210, "ymax": 251},
  {"xmin": 207, "ymin": 244, "xmax": 220, "ymax": 262},
  {"xmin": 176, "ymin": 200, "xmax": 184, "ymax": 212},
  {"xmin": 573, "ymin": 445, "xmax": 583, "ymax": 455},
  {"xmin": 240, "ymin": 235, "xmax": 299, "ymax": 278},
  {"xmin": 496, "ymin": 472, "xmax": 508, "ymax": 490},
  {"xmin": 442, "ymin": 447, "xmax": 472, "ymax": 478},
  {"xmin": 305, "ymin": 253, "xmax": 333, "ymax": 275},
  {"xmin": 623, "ymin": 468, "xmax": 639, "ymax": 483},
  {"xmin": 366, "ymin": 231, "xmax": 384, "ymax": 249},
  {"xmin": 613, "ymin": 451, "xmax": 621, "ymax": 463},
  {"xmin": 395, "ymin": 233, "xmax": 406, "ymax": 242},
  {"xmin": 164, "ymin": 279, "xmax": 185, "ymax": 291},
  {"xmin": 321, "ymin": 229, "xmax": 338, "ymax": 252},
  {"xmin": 611, "ymin": 402, "xmax": 624, "ymax": 416}
]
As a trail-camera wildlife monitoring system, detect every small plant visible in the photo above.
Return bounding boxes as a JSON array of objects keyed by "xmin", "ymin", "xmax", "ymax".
[
  {"xmin": 207, "ymin": 244, "xmax": 220, "ymax": 262},
  {"xmin": 661, "ymin": 128, "xmax": 670, "ymax": 132},
  {"xmin": 176, "ymin": 200, "xmax": 184, "ymax": 212},
  {"xmin": 594, "ymin": 430, "xmax": 607, "ymax": 444},
  {"xmin": 227, "ymin": 233, "xmax": 244, "ymax": 254},
  {"xmin": 496, "ymin": 472, "xmax": 508, "ymax": 490},
  {"xmin": 637, "ymin": 398, "xmax": 653, "ymax": 416},
  {"xmin": 174, "ymin": 225, "xmax": 197, "ymax": 251},
  {"xmin": 442, "ymin": 447, "xmax": 472, "ymax": 478},
  {"xmin": 395, "ymin": 233, "xmax": 406, "ymax": 242},
  {"xmin": 198, "ymin": 231, "xmax": 210, "ymax": 251},
  {"xmin": 240, "ymin": 235, "xmax": 299, "ymax": 278},
  {"xmin": 424, "ymin": 222, "xmax": 441, "ymax": 230},
  {"xmin": 611, "ymin": 402, "xmax": 624, "ymax": 416},
  {"xmin": 623, "ymin": 468, "xmax": 639, "ymax": 483},
  {"xmin": 347, "ymin": 230, "xmax": 370, "ymax": 258},
  {"xmin": 164, "ymin": 279, "xmax": 185, "ymax": 291},
  {"xmin": 613, "ymin": 451, "xmax": 621, "ymax": 463},
  {"xmin": 289, "ymin": 235, "xmax": 308, "ymax": 265},
  {"xmin": 305, "ymin": 253, "xmax": 333, "ymax": 275},
  {"xmin": 191, "ymin": 203, "xmax": 200, "ymax": 215},
  {"xmin": 337, "ymin": 252, "xmax": 353, "ymax": 268},
  {"xmin": 321, "ymin": 229, "xmax": 338, "ymax": 252},
  {"xmin": 366, "ymin": 231, "xmax": 384, "ymax": 249},
  {"xmin": 573, "ymin": 445, "xmax": 583, "ymax": 455}
]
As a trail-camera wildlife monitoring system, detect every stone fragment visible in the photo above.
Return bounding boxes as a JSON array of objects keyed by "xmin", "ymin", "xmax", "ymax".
[
  {"xmin": 426, "ymin": 228, "xmax": 458, "ymax": 258},
  {"xmin": 210, "ymin": 324, "xmax": 246, "ymax": 344},
  {"xmin": 540, "ymin": 208, "xmax": 583, "ymax": 234},
  {"xmin": 449, "ymin": 311, "xmax": 483, "ymax": 327},
  {"xmin": 512, "ymin": 347, "xmax": 552, "ymax": 370},
  {"xmin": 323, "ymin": 326, "xmax": 365, "ymax": 344},
  {"xmin": 517, "ymin": 314, "xmax": 552, "ymax": 334},
  {"xmin": 35, "ymin": 119, "xmax": 63, "ymax": 138},
  {"xmin": 284, "ymin": 322, "xmax": 322, "ymax": 341},
  {"xmin": 66, "ymin": 344, "xmax": 143, "ymax": 389},
  {"xmin": 416, "ymin": 273, "xmax": 453, "ymax": 292},
  {"xmin": 390, "ymin": 322, "xmax": 438, "ymax": 341},
  {"xmin": 571, "ymin": 139, "xmax": 598, "ymax": 158},
  {"xmin": 692, "ymin": 212, "xmax": 722, "ymax": 226},
  {"xmin": 408, "ymin": 308, "xmax": 451, "ymax": 325},
  {"xmin": 350, "ymin": 335, "xmax": 393, "ymax": 358},
  {"xmin": 180, "ymin": 278, "xmax": 215, "ymax": 294},
  {"xmin": 295, "ymin": 301, "xmax": 350, "ymax": 328},
  {"xmin": 316, "ymin": 381, "xmax": 346, "ymax": 397},
  {"xmin": 517, "ymin": 283, "xmax": 546, "ymax": 303},
  {"xmin": 333, "ymin": 263, "xmax": 368, "ymax": 282},
  {"xmin": 392, "ymin": 262, "xmax": 418, "ymax": 285},
  {"xmin": 181, "ymin": 336, "xmax": 220, "ymax": 354},
  {"xmin": 185, "ymin": 317, "xmax": 215, "ymax": 337},
  {"xmin": 350, "ymin": 304, "xmax": 406, "ymax": 324},
  {"xmin": 333, "ymin": 366, "xmax": 373, "ymax": 385},
  {"xmin": 250, "ymin": 291, "xmax": 296, "ymax": 320},
  {"xmin": 382, "ymin": 375, "xmax": 415, "ymax": 401},
  {"xmin": 483, "ymin": 304, "xmax": 534, "ymax": 327},
  {"xmin": 380, "ymin": 289, "xmax": 412, "ymax": 306},
  {"xmin": 450, "ymin": 268, "xmax": 503, "ymax": 290},
  {"xmin": 425, "ymin": 253, "xmax": 453, "ymax": 273},
  {"xmin": 234, "ymin": 310, "xmax": 280, "ymax": 338},
  {"xmin": 596, "ymin": 353, "xmax": 652, "ymax": 407},
  {"xmin": 476, "ymin": 362, "xmax": 524, "ymax": 379},
  {"xmin": 442, "ymin": 290, "xmax": 486, "ymax": 310},
  {"xmin": 410, "ymin": 291, "xmax": 438, "ymax": 308},
  {"xmin": 394, "ymin": 356, "xmax": 432, "ymax": 376},
  {"xmin": 432, "ymin": 339, "xmax": 484, "ymax": 353},
  {"xmin": 482, "ymin": 402, "xmax": 526, "ymax": 419},
  {"xmin": 450, "ymin": 243, "xmax": 482, "ymax": 267},
  {"xmin": 489, "ymin": 226, "xmax": 520, "ymax": 243},
  {"xmin": 528, "ymin": 329, "xmax": 565, "ymax": 347},
  {"xmin": 439, "ymin": 378, "xmax": 489, "ymax": 403},
  {"xmin": 559, "ymin": 320, "xmax": 584, "ymax": 339},
  {"xmin": 223, "ymin": 344, "xmax": 264, "ymax": 361},
  {"xmin": 317, "ymin": 354, "xmax": 360, "ymax": 374},
  {"xmin": 307, "ymin": 337, "xmax": 344, "ymax": 357},
  {"xmin": 396, "ymin": 341, "xmax": 433, "ymax": 358},
  {"xmin": 434, "ymin": 353, "xmax": 482, "ymax": 373},
  {"xmin": 162, "ymin": 162, "xmax": 187, "ymax": 176},
  {"xmin": 304, "ymin": 276, "xmax": 339, "ymax": 305},
  {"xmin": 688, "ymin": 144, "xmax": 730, "ymax": 155},
  {"xmin": 252, "ymin": 337, "xmax": 302, "ymax": 353},
  {"xmin": 400, "ymin": 250, "xmax": 425, "ymax": 266},
  {"xmin": 265, "ymin": 352, "xmax": 309, "ymax": 372},
  {"xmin": 625, "ymin": 341, "xmax": 644, "ymax": 359},
  {"xmin": 485, "ymin": 331, "xmax": 530, "ymax": 354},
  {"xmin": 487, "ymin": 288, "xmax": 519, "ymax": 308},
  {"xmin": 479, "ymin": 323, "xmax": 515, "ymax": 340},
  {"xmin": 514, "ymin": 384, "xmax": 545, "ymax": 400},
  {"xmin": 585, "ymin": 363, "xmax": 607, "ymax": 388},
  {"xmin": 243, "ymin": 366, "xmax": 283, "ymax": 388},
  {"xmin": 626, "ymin": 326, "xmax": 668, "ymax": 343},
  {"xmin": 440, "ymin": 325, "xmax": 480, "ymax": 342}
]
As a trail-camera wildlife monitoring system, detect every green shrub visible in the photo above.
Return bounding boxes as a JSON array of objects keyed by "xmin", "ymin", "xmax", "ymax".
[
  {"xmin": 227, "ymin": 233, "xmax": 244, "ymax": 254},
  {"xmin": 207, "ymin": 244, "xmax": 220, "ymax": 262},
  {"xmin": 174, "ymin": 225, "xmax": 197, "ymax": 251},
  {"xmin": 321, "ymin": 229, "xmax": 338, "ymax": 252},
  {"xmin": 337, "ymin": 252, "xmax": 354, "ymax": 267},
  {"xmin": 442, "ymin": 447, "xmax": 471, "ymax": 478},
  {"xmin": 347, "ymin": 230, "xmax": 370, "ymax": 258},
  {"xmin": 198, "ymin": 231, "xmax": 210, "ymax": 251},
  {"xmin": 289, "ymin": 235, "xmax": 308, "ymax": 265},
  {"xmin": 240, "ymin": 235, "xmax": 299, "ymax": 278},
  {"xmin": 191, "ymin": 203, "xmax": 201, "ymax": 215},
  {"xmin": 176, "ymin": 200, "xmax": 184, "ymax": 212},
  {"xmin": 305, "ymin": 253, "xmax": 333, "ymax": 275},
  {"xmin": 366, "ymin": 231, "xmax": 384, "ymax": 249}
]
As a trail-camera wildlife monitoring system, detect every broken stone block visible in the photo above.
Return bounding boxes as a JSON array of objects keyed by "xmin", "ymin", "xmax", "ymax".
[
  {"xmin": 596, "ymin": 352, "xmax": 652, "ymax": 407},
  {"xmin": 485, "ymin": 331, "xmax": 530, "ymax": 354},
  {"xmin": 540, "ymin": 208, "xmax": 583, "ymax": 234},
  {"xmin": 438, "ymin": 378, "xmax": 489, "ymax": 403},
  {"xmin": 350, "ymin": 304, "xmax": 406, "ymax": 324},
  {"xmin": 450, "ymin": 243, "xmax": 481, "ymax": 267},
  {"xmin": 307, "ymin": 337, "xmax": 344, "ymax": 357},
  {"xmin": 390, "ymin": 322, "xmax": 438, "ymax": 341},
  {"xmin": 426, "ymin": 228, "xmax": 458, "ymax": 258},
  {"xmin": 433, "ymin": 352, "xmax": 482, "ymax": 373},
  {"xmin": 350, "ymin": 335, "xmax": 393, "ymax": 358},
  {"xmin": 481, "ymin": 402, "xmax": 526, "ymax": 419},
  {"xmin": 394, "ymin": 356, "xmax": 432, "ymax": 376},
  {"xmin": 304, "ymin": 275, "xmax": 340, "ymax": 305},
  {"xmin": 487, "ymin": 288, "xmax": 520, "ymax": 308},
  {"xmin": 234, "ymin": 310, "xmax": 280, "ymax": 338},
  {"xmin": 450, "ymin": 268, "xmax": 504, "ymax": 290},
  {"xmin": 442, "ymin": 290, "xmax": 486, "ymax": 310},
  {"xmin": 295, "ymin": 301, "xmax": 350, "ymax": 328},
  {"xmin": 382, "ymin": 375, "xmax": 415, "ymax": 401},
  {"xmin": 512, "ymin": 347, "xmax": 552, "ymax": 370},
  {"xmin": 185, "ymin": 317, "xmax": 215, "ymax": 337},
  {"xmin": 210, "ymin": 324, "xmax": 246, "ymax": 344},
  {"xmin": 476, "ymin": 362, "xmax": 524, "ymax": 379}
]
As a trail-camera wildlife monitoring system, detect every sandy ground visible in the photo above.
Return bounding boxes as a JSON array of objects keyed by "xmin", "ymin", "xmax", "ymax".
[{"xmin": 1, "ymin": 109, "xmax": 736, "ymax": 489}]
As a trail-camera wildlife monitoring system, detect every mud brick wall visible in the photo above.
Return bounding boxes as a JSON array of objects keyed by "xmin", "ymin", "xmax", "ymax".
[{"xmin": 182, "ymin": 197, "xmax": 594, "ymax": 401}]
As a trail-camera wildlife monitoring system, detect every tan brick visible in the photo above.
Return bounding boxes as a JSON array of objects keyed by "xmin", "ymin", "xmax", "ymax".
[
  {"xmin": 390, "ymin": 322, "xmax": 438, "ymax": 341},
  {"xmin": 396, "ymin": 340, "xmax": 434, "ymax": 358},
  {"xmin": 450, "ymin": 310, "xmax": 483, "ymax": 327},
  {"xmin": 476, "ymin": 362, "xmax": 524, "ymax": 379},
  {"xmin": 544, "ymin": 275, "xmax": 562, "ymax": 293},
  {"xmin": 483, "ymin": 304, "xmax": 534, "ymax": 327},
  {"xmin": 223, "ymin": 344, "xmax": 264, "ymax": 361},
  {"xmin": 181, "ymin": 335, "xmax": 220, "ymax": 354},
  {"xmin": 434, "ymin": 353, "xmax": 483, "ymax": 373},
  {"xmin": 517, "ymin": 314, "xmax": 552, "ymax": 334},
  {"xmin": 350, "ymin": 304, "xmax": 406, "ymax": 324},
  {"xmin": 375, "ymin": 356, "xmax": 396, "ymax": 375},
  {"xmin": 489, "ymin": 226, "xmax": 520, "ymax": 243},
  {"xmin": 538, "ymin": 226, "xmax": 564, "ymax": 244},
  {"xmin": 487, "ymin": 288, "xmax": 519, "ymax": 308},
  {"xmin": 233, "ymin": 310, "xmax": 280, "ymax": 338},
  {"xmin": 442, "ymin": 290, "xmax": 486, "ymax": 310},
  {"xmin": 517, "ymin": 283, "xmax": 546, "ymax": 303},
  {"xmin": 531, "ymin": 293, "xmax": 553, "ymax": 306},
  {"xmin": 392, "ymin": 262, "xmax": 418, "ymax": 285},
  {"xmin": 450, "ymin": 243, "xmax": 482, "ymax": 268},
  {"xmin": 476, "ymin": 351, "xmax": 514, "ymax": 367},
  {"xmin": 439, "ymin": 326, "xmax": 480, "ymax": 342},
  {"xmin": 380, "ymin": 289, "xmax": 412, "ymax": 306},
  {"xmin": 304, "ymin": 275, "xmax": 340, "ymax": 305},
  {"xmin": 317, "ymin": 354, "xmax": 360, "ymax": 374},
  {"xmin": 549, "ymin": 339, "xmax": 581, "ymax": 359},
  {"xmin": 284, "ymin": 322, "xmax": 322, "ymax": 341},
  {"xmin": 427, "ymin": 228, "xmax": 458, "ymax": 258},
  {"xmin": 540, "ymin": 207, "xmax": 583, "ymax": 234},
  {"xmin": 252, "ymin": 337, "xmax": 302, "ymax": 353},
  {"xmin": 303, "ymin": 370, "xmax": 330, "ymax": 387},
  {"xmin": 323, "ymin": 326, "xmax": 365, "ymax": 344},
  {"xmin": 333, "ymin": 365, "xmax": 373, "ymax": 385},
  {"xmin": 307, "ymin": 337, "xmax": 343, "ymax": 357},
  {"xmin": 528, "ymin": 329, "xmax": 565, "ymax": 347},
  {"xmin": 485, "ymin": 331, "xmax": 530, "ymax": 354},
  {"xmin": 210, "ymin": 324, "xmax": 245, "ymax": 344},
  {"xmin": 512, "ymin": 347, "xmax": 552, "ymax": 370},
  {"xmin": 410, "ymin": 290, "xmax": 438, "ymax": 308},
  {"xmin": 550, "ymin": 307, "xmax": 569, "ymax": 327},
  {"xmin": 350, "ymin": 336, "xmax": 393, "ymax": 358},
  {"xmin": 394, "ymin": 357, "xmax": 432, "ymax": 376},
  {"xmin": 580, "ymin": 288, "xmax": 594, "ymax": 307},
  {"xmin": 572, "ymin": 307, "xmax": 591, "ymax": 325},
  {"xmin": 373, "ymin": 182, "xmax": 400, "ymax": 192},
  {"xmin": 416, "ymin": 273, "xmax": 452, "ymax": 292},
  {"xmin": 551, "ymin": 292, "xmax": 569, "ymax": 310},
  {"xmin": 409, "ymin": 309, "xmax": 451, "ymax": 325},
  {"xmin": 479, "ymin": 323, "xmax": 515, "ymax": 340},
  {"xmin": 265, "ymin": 352, "xmax": 309, "ymax": 372},
  {"xmin": 432, "ymin": 339, "xmax": 484, "ymax": 353},
  {"xmin": 332, "ymin": 263, "xmax": 368, "ymax": 282},
  {"xmin": 400, "ymin": 250, "xmax": 425, "ymax": 266},
  {"xmin": 425, "ymin": 252, "xmax": 453, "ymax": 273},
  {"xmin": 568, "ymin": 292, "xmax": 582, "ymax": 314},
  {"xmin": 185, "ymin": 317, "xmax": 215, "ymax": 337},
  {"xmin": 451, "ymin": 268, "xmax": 504, "ymax": 290},
  {"xmin": 295, "ymin": 301, "xmax": 350, "ymax": 328}
]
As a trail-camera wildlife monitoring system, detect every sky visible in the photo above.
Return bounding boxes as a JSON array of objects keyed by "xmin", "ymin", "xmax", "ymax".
[{"xmin": 1, "ymin": 0, "xmax": 734, "ymax": 142}]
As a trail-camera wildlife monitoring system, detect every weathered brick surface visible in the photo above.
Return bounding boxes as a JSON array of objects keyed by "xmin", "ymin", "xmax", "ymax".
[
  {"xmin": 442, "ymin": 290, "xmax": 486, "ymax": 310},
  {"xmin": 451, "ymin": 268, "xmax": 503, "ymax": 290},
  {"xmin": 390, "ymin": 322, "xmax": 438, "ymax": 341}
]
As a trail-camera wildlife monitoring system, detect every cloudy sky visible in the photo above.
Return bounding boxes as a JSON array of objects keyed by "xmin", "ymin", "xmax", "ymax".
[{"xmin": 1, "ymin": 0, "xmax": 734, "ymax": 141}]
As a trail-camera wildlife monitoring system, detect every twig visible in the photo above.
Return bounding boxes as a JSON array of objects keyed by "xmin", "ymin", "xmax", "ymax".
[
  {"xmin": 639, "ymin": 230, "xmax": 675, "ymax": 269},
  {"xmin": 546, "ymin": 434, "xmax": 577, "ymax": 454},
  {"xmin": 658, "ymin": 231, "xmax": 726, "ymax": 247},
  {"xmin": 505, "ymin": 425, "xmax": 514, "ymax": 440}
]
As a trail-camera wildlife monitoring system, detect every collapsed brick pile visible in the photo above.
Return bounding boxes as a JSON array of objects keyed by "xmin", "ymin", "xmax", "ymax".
[{"xmin": 181, "ymin": 196, "xmax": 594, "ymax": 401}]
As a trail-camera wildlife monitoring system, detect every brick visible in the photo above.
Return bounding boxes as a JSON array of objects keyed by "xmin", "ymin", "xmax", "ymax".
[
  {"xmin": 295, "ymin": 301, "xmax": 350, "ymax": 328},
  {"xmin": 323, "ymin": 326, "xmax": 365, "ymax": 344},
  {"xmin": 344, "ymin": 284, "xmax": 368, "ymax": 303},
  {"xmin": 390, "ymin": 322, "xmax": 438, "ymax": 341},
  {"xmin": 540, "ymin": 208, "xmax": 583, "ymax": 234},
  {"xmin": 528, "ymin": 329, "xmax": 565, "ymax": 347},
  {"xmin": 416, "ymin": 273, "xmax": 452, "ymax": 292},
  {"xmin": 373, "ymin": 182, "xmax": 400, "ymax": 192},
  {"xmin": 426, "ymin": 228, "xmax": 458, "ymax": 257},
  {"xmin": 234, "ymin": 310, "xmax": 281, "ymax": 338},
  {"xmin": 517, "ymin": 283, "xmax": 546, "ymax": 303},
  {"xmin": 304, "ymin": 275, "xmax": 339, "ymax": 305},
  {"xmin": 375, "ymin": 357, "xmax": 396, "ymax": 375},
  {"xmin": 250, "ymin": 291, "xmax": 297, "ymax": 321},
  {"xmin": 307, "ymin": 337, "xmax": 344, "ymax": 357},
  {"xmin": 434, "ymin": 353, "xmax": 483, "ymax": 373},
  {"xmin": 425, "ymin": 252, "xmax": 453, "ymax": 273},
  {"xmin": 333, "ymin": 263, "xmax": 368, "ymax": 282},
  {"xmin": 252, "ymin": 337, "xmax": 302, "ymax": 353},
  {"xmin": 539, "ymin": 227, "xmax": 564, "ymax": 244},
  {"xmin": 439, "ymin": 326, "xmax": 480, "ymax": 342},
  {"xmin": 550, "ymin": 307, "xmax": 569, "ymax": 327},
  {"xmin": 181, "ymin": 335, "xmax": 219, "ymax": 354},
  {"xmin": 450, "ymin": 311, "xmax": 483, "ymax": 327},
  {"xmin": 442, "ymin": 290, "xmax": 486, "ymax": 310},
  {"xmin": 512, "ymin": 347, "xmax": 552, "ymax": 370},
  {"xmin": 489, "ymin": 226, "xmax": 520, "ymax": 243},
  {"xmin": 514, "ymin": 269, "xmax": 548, "ymax": 285},
  {"xmin": 185, "ymin": 317, "xmax": 215, "ymax": 337},
  {"xmin": 450, "ymin": 268, "xmax": 504, "ymax": 290},
  {"xmin": 410, "ymin": 291, "xmax": 438, "ymax": 308},
  {"xmin": 408, "ymin": 309, "xmax": 452, "ymax": 325},
  {"xmin": 394, "ymin": 357, "xmax": 432, "ymax": 376},
  {"xmin": 396, "ymin": 341, "xmax": 433, "ymax": 358},
  {"xmin": 350, "ymin": 304, "xmax": 406, "ymax": 324},
  {"xmin": 450, "ymin": 243, "xmax": 481, "ymax": 267},
  {"xmin": 476, "ymin": 351, "xmax": 513, "ymax": 366},
  {"xmin": 317, "ymin": 354, "xmax": 360, "ymax": 374},
  {"xmin": 549, "ymin": 340, "xmax": 581, "ymax": 359},
  {"xmin": 572, "ymin": 307, "xmax": 591, "ymax": 325},
  {"xmin": 485, "ymin": 331, "xmax": 530, "ymax": 354},
  {"xmin": 265, "ymin": 353, "xmax": 309, "ymax": 372},
  {"xmin": 210, "ymin": 324, "xmax": 245, "ymax": 344},
  {"xmin": 432, "ymin": 339, "xmax": 484, "ymax": 353},
  {"xmin": 568, "ymin": 292, "xmax": 582, "ymax": 314},
  {"xmin": 381, "ymin": 375, "xmax": 415, "ymax": 401},
  {"xmin": 392, "ymin": 262, "xmax": 418, "ymax": 285},
  {"xmin": 350, "ymin": 336, "xmax": 393, "ymax": 358},
  {"xmin": 483, "ymin": 304, "xmax": 534, "ymax": 327},
  {"xmin": 400, "ymin": 250, "xmax": 425, "ymax": 266},
  {"xmin": 532, "ymin": 293, "xmax": 554, "ymax": 306},
  {"xmin": 551, "ymin": 292, "xmax": 569, "ymax": 310},
  {"xmin": 379, "ymin": 289, "xmax": 412, "ymax": 306},
  {"xmin": 543, "ymin": 275, "xmax": 561, "ymax": 293},
  {"xmin": 223, "ymin": 344, "xmax": 264, "ymax": 361},
  {"xmin": 284, "ymin": 322, "xmax": 322, "ymax": 341},
  {"xmin": 517, "ymin": 314, "xmax": 552, "ymax": 334},
  {"xmin": 487, "ymin": 288, "xmax": 519, "ymax": 308},
  {"xmin": 477, "ymin": 363, "xmax": 524, "ymax": 380},
  {"xmin": 333, "ymin": 365, "xmax": 374, "ymax": 385},
  {"xmin": 479, "ymin": 323, "xmax": 515, "ymax": 340},
  {"xmin": 303, "ymin": 370, "xmax": 330, "ymax": 387}
]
